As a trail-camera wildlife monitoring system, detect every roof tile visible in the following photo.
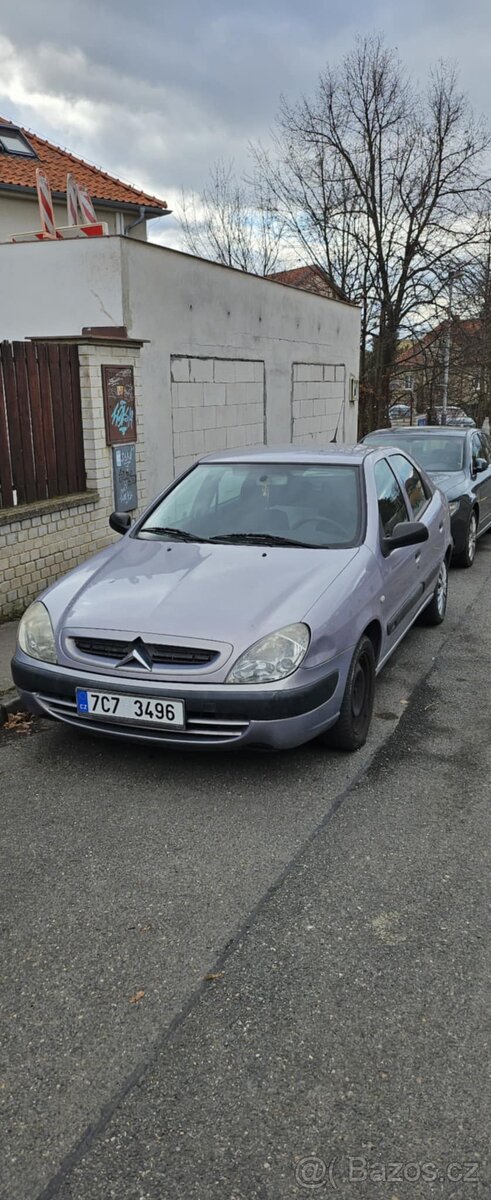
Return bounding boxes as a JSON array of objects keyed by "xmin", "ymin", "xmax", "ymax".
[{"xmin": 0, "ymin": 116, "xmax": 167, "ymax": 211}]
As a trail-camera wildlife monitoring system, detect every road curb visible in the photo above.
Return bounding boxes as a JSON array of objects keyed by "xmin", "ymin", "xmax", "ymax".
[{"xmin": 0, "ymin": 690, "xmax": 22, "ymax": 726}]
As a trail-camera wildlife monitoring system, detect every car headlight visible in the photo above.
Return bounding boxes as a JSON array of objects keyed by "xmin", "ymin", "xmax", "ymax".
[
  {"xmin": 226, "ymin": 623, "xmax": 310, "ymax": 684},
  {"xmin": 18, "ymin": 601, "xmax": 56, "ymax": 663},
  {"xmin": 448, "ymin": 499, "xmax": 462, "ymax": 516}
]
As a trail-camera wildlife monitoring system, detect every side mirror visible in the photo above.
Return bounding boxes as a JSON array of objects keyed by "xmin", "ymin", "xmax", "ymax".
[
  {"xmin": 475, "ymin": 457, "xmax": 488, "ymax": 474},
  {"xmin": 109, "ymin": 511, "xmax": 132, "ymax": 535},
  {"xmin": 383, "ymin": 520, "xmax": 429, "ymax": 554}
]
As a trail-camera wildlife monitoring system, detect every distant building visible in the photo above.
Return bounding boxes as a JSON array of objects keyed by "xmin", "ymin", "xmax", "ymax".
[
  {"xmin": 267, "ymin": 264, "xmax": 350, "ymax": 304},
  {"xmin": 0, "ymin": 116, "xmax": 169, "ymax": 243},
  {"xmin": 390, "ymin": 319, "xmax": 486, "ymax": 417}
]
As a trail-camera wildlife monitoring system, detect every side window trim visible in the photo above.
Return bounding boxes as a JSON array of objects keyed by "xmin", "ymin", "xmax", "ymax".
[
  {"xmin": 388, "ymin": 452, "xmax": 431, "ymax": 519},
  {"xmin": 374, "ymin": 456, "xmax": 411, "ymax": 548},
  {"xmin": 387, "ymin": 460, "xmax": 412, "ymax": 520},
  {"xmin": 478, "ymin": 432, "xmax": 491, "ymax": 464},
  {"xmin": 471, "ymin": 433, "xmax": 482, "ymax": 473}
]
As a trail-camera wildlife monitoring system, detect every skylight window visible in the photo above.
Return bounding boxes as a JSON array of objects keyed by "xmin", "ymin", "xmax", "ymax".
[{"xmin": 0, "ymin": 128, "xmax": 36, "ymax": 157}]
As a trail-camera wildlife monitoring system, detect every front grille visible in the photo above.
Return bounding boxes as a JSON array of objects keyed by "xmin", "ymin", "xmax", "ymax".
[
  {"xmin": 73, "ymin": 637, "xmax": 218, "ymax": 667},
  {"xmin": 36, "ymin": 692, "xmax": 249, "ymax": 744}
]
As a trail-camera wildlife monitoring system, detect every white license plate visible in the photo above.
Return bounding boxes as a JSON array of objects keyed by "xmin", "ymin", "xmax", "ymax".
[{"xmin": 76, "ymin": 689, "xmax": 185, "ymax": 727}]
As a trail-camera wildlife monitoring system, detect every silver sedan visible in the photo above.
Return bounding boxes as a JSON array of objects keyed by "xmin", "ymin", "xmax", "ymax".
[{"xmin": 12, "ymin": 445, "xmax": 452, "ymax": 752}]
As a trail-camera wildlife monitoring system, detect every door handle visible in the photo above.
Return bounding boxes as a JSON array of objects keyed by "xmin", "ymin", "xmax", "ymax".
[
  {"xmin": 438, "ymin": 523, "xmax": 444, "ymax": 532},
  {"xmin": 415, "ymin": 551, "xmax": 421, "ymax": 563}
]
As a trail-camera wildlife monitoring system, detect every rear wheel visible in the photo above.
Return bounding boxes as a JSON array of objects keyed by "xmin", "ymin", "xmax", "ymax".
[
  {"xmin": 422, "ymin": 558, "xmax": 448, "ymax": 625},
  {"xmin": 320, "ymin": 635, "xmax": 375, "ymax": 752},
  {"xmin": 454, "ymin": 510, "xmax": 477, "ymax": 568}
]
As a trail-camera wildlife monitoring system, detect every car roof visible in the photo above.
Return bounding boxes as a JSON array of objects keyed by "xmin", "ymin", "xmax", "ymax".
[
  {"xmin": 365, "ymin": 426, "xmax": 468, "ymax": 439},
  {"xmin": 201, "ymin": 443, "xmax": 375, "ymax": 465}
]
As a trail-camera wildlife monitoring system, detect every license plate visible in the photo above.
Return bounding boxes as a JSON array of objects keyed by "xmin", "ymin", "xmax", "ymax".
[{"xmin": 76, "ymin": 689, "xmax": 185, "ymax": 728}]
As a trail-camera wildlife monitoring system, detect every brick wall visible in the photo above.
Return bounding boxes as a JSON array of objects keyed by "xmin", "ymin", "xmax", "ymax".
[
  {"xmin": 0, "ymin": 339, "xmax": 145, "ymax": 621},
  {"xmin": 291, "ymin": 363, "xmax": 346, "ymax": 443},
  {"xmin": 171, "ymin": 356, "xmax": 265, "ymax": 475}
]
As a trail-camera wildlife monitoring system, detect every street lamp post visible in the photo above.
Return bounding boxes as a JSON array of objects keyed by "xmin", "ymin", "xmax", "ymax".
[{"xmin": 441, "ymin": 274, "xmax": 455, "ymax": 426}]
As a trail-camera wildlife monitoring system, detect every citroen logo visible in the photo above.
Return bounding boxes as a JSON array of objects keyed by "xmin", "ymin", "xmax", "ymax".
[{"xmin": 116, "ymin": 637, "xmax": 153, "ymax": 671}]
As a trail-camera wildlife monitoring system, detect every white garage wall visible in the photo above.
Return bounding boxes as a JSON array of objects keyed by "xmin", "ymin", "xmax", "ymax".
[
  {"xmin": 0, "ymin": 237, "xmax": 361, "ymax": 503},
  {"xmin": 292, "ymin": 363, "xmax": 347, "ymax": 443},
  {"xmin": 171, "ymin": 356, "xmax": 265, "ymax": 474},
  {"xmin": 122, "ymin": 239, "xmax": 361, "ymax": 497}
]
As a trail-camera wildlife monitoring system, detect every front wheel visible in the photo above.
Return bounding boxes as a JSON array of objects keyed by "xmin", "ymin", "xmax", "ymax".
[
  {"xmin": 454, "ymin": 510, "xmax": 477, "ymax": 568},
  {"xmin": 422, "ymin": 558, "xmax": 448, "ymax": 625},
  {"xmin": 320, "ymin": 635, "xmax": 376, "ymax": 752}
]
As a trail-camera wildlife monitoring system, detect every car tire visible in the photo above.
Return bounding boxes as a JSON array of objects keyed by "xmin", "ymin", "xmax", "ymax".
[
  {"xmin": 422, "ymin": 558, "xmax": 448, "ymax": 625},
  {"xmin": 454, "ymin": 510, "xmax": 477, "ymax": 569},
  {"xmin": 320, "ymin": 635, "xmax": 376, "ymax": 752}
]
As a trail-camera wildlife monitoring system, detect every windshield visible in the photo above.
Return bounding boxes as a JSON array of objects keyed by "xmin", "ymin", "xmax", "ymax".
[
  {"xmin": 138, "ymin": 462, "xmax": 364, "ymax": 548},
  {"xmin": 364, "ymin": 433, "xmax": 465, "ymax": 472}
]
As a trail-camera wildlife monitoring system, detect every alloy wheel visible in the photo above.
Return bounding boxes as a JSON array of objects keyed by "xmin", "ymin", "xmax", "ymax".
[
  {"xmin": 468, "ymin": 513, "xmax": 477, "ymax": 563},
  {"xmin": 436, "ymin": 560, "xmax": 448, "ymax": 617}
]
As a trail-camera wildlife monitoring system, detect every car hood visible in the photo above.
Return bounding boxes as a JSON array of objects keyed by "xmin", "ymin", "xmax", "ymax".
[
  {"xmin": 50, "ymin": 536, "xmax": 361, "ymax": 645},
  {"xmin": 430, "ymin": 470, "xmax": 467, "ymax": 498}
]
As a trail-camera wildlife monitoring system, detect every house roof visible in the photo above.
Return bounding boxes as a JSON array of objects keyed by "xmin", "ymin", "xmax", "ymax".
[
  {"xmin": 396, "ymin": 319, "xmax": 482, "ymax": 369},
  {"xmin": 267, "ymin": 264, "xmax": 351, "ymax": 304},
  {"xmin": 0, "ymin": 116, "xmax": 168, "ymax": 214}
]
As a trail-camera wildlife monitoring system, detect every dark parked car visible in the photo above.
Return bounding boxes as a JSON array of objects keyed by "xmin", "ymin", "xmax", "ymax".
[
  {"xmin": 12, "ymin": 445, "xmax": 451, "ymax": 754},
  {"xmin": 447, "ymin": 415, "xmax": 476, "ymax": 428},
  {"xmin": 389, "ymin": 403, "xmax": 411, "ymax": 420},
  {"xmin": 361, "ymin": 426, "xmax": 491, "ymax": 567}
]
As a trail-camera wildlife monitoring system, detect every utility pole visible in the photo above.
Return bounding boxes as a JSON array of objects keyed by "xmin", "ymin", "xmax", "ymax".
[{"xmin": 441, "ymin": 274, "xmax": 454, "ymax": 426}]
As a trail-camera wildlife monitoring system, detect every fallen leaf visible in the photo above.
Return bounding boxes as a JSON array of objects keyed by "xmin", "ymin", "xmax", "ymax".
[
  {"xmin": 129, "ymin": 990, "xmax": 145, "ymax": 1004},
  {"xmin": 3, "ymin": 711, "xmax": 32, "ymax": 733},
  {"xmin": 371, "ymin": 911, "xmax": 407, "ymax": 945},
  {"xmin": 204, "ymin": 972, "xmax": 224, "ymax": 982}
]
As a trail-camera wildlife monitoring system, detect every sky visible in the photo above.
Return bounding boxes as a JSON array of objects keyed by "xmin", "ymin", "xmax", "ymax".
[{"xmin": 1, "ymin": 0, "xmax": 491, "ymax": 249}]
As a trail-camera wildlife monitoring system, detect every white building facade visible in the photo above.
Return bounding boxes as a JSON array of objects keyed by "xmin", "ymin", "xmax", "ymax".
[
  {"xmin": 0, "ymin": 236, "xmax": 360, "ymax": 496},
  {"xmin": 0, "ymin": 237, "xmax": 360, "ymax": 616}
]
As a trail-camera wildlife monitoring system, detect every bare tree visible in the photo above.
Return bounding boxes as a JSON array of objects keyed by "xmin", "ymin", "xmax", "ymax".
[
  {"xmin": 180, "ymin": 161, "xmax": 285, "ymax": 276},
  {"xmin": 252, "ymin": 137, "xmax": 377, "ymax": 389},
  {"xmin": 449, "ymin": 222, "xmax": 491, "ymax": 423},
  {"xmin": 252, "ymin": 36, "xmax": 490, "ymax": 427}
]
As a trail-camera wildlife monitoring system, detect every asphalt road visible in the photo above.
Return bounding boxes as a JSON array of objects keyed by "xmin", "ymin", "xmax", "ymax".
[{"xmin": 1, "ymin": 540, "xmax": 491, "ymax": 1200}]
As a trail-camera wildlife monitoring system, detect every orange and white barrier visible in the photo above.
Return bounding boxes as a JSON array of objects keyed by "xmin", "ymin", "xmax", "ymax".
[
  {"xmin": 35, "ymin": 169, "xmax": 56, "ymax": 238},
  {"xmin": 77, "ymin": 185, "xmax": 98, "ymax": 224},
  {"xmin": 10, "ymin": 170, "xmax": 108, "ymax": 243},
  {"xmin": 12, "ymin": 222, "xmax": 108, "ymax": 243},
  {"xmin": 66, "ymin": 172, "xmax": 79, "ymax": 226},
  {"xmin": 56, "ymin": 222, "xmax": 108, "ymax": 238}
]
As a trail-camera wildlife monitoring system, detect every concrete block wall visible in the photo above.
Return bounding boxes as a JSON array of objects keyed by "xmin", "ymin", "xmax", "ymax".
[
  {"xmin": 291, "ymin": 363, "xmax": 346, "ymax": 443},
  {"xmin": 171, "ymin": 356, "xmax": 265, "ymax": 475},
  {"xmin": 0, "ymin": 339, "xmax": 145, "ymax": 620}
]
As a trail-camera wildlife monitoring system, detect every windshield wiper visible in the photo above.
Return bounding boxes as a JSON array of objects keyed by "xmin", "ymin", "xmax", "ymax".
[
  {"xmin": 209, "ymin": 531, "xmax": 320, "ymax": 548},
  {"xmin": 140, "ymin": 526, "xmax": 210, "ymax": 543}
]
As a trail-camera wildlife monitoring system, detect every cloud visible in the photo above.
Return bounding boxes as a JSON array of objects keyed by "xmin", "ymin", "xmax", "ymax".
[{"xmin": 0, "ymin": 0, "xmax": 490, "ymax": 250}]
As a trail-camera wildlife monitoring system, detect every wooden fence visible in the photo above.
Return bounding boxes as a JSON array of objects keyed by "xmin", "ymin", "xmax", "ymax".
[{"xmin": 0, "ymin": 341, "xmax": 86, "ymax": 508}]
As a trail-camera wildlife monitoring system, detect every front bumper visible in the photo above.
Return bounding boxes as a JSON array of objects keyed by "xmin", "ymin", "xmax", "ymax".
[{"xmin": 11, "ymin": 651, "xmax": 345, "ymax": 751}]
